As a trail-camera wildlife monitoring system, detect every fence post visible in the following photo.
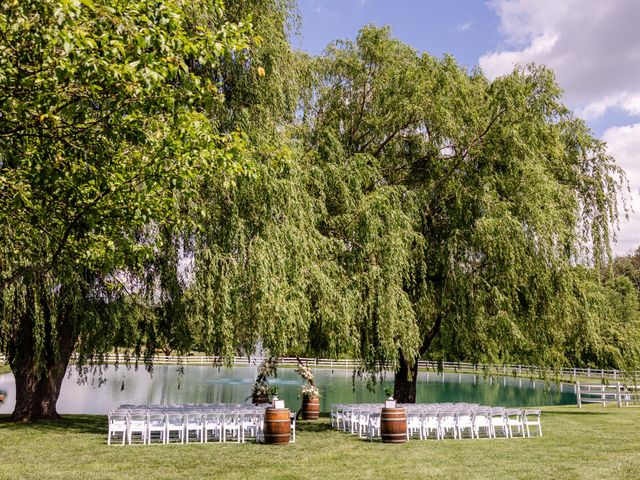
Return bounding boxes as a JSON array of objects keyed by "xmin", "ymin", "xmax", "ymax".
[
  {"xmin": 617, "ymin": 382, "xmax": 622, "ymax": 408},
  {"xmin": 576, "ymin": 381, "xmax": 582, "ymax": 408}
]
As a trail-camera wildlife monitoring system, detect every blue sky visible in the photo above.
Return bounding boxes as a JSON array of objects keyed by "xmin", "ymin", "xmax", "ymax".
[
  {"xmin": 293, "ymin": 0, "xmax": 640, "ymax": 256},
  {"xmin": 293, "ymin": 0, "xmax": 501, "ymax": 67}
]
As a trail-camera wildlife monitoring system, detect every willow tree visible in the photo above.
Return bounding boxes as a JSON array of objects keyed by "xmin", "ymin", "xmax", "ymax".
[
  {"xmin": 562, "ymin": 267, "xmax": 640, "ymax": 370},
  {"xmin": 298, "ymin": 26, "xmax": 628, "ymax": 402},
  {"xmin": 0, "ymin": 0, "xmax": 253, "ymax": 421},
  {"xmin": 137, "ymin": 0, "xmax": 340, "ymax": 360},
  {"xmin": 613, "ymin": 247, "xmax": 640, "ymax": 295}
]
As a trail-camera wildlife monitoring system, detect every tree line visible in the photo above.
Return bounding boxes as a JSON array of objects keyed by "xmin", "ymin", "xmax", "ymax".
[{"xmin": 1, "ymin": 0, "xmax": 639, "ymax": 421}]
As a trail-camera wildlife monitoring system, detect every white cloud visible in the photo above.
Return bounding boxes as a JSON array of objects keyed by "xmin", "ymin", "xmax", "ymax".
[
  {"xmin": 603, "ymin": 123, "xmax": 640, "ymax": 255},
  {"xmin": 458, "ymin": 21, "xmax": 472, "ymax": 32},
  {"xmin": 480, "ymin": 0, "xmax": 640, "ymax": 119},
  {"xmin": 479, "ymin": 0, "xmax": 640, "ymax": 256}
]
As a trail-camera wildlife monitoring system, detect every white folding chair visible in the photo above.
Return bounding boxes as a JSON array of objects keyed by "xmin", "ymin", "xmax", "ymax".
[
  {"xmin": 438, "ymin": 410, "xmax": 458, "ymax": 439},
  {"xmin": 335, "ymin": 404, "xmax": 348, "ymax": 430},
  {"xmin": 367, "ymin": 413, "xmax": 381, "ymax": 441},
  {"xmin": 185, "ymin": 412, "xmax": 204, "ymax": 443},
  {"xmin": 204, "ymin": 412, "xmax": 224, "ymax": 443},
  {"xmin": 289, "ymin": 412, "xmax": 297, "ymax": 443},
  {"xmin": 342, "ymin": 405, "xmax": 355, "ymax": 433},
  {"xmin": 330, "ymin": 404, "xmax": 339, "ymax": 428},
  {"xmin": 473, "ymin": 408, "xmax": 493, "ymax": 439},
  {"xmin": 490, "ymin": 407, "xmax": 509, "ymax": 438},
  {"xmin": 505, "ymin": 409, "xmax": 525, "ymax": 438},
  {"xmin": 165, "ymin": 412, "xmax": 185, "ymax": 444},
  {"xmin": 456, "ymin": 408, "xmax": 475, "ymax": 439},
  {"xmin": 357, "ymin": 409, "xmax": 372, "ymax": 438},
  {"xmin": 127, "ymin": 412, "xmax": 147, "ymax": 445},
  {"xmin": 523, "ymin": 409, "xmax": 542, "ymax": 437},
  {"xmin": 147, "ymin": 412, "xmax": 167, "ymax": 444},
  {"xmin": 240, "ymin": 411, "xmax": 261, "ymax": 443},
  {"xmin": 421, "ymin": 410, "xmax": 439, "ymax": 439},
  {"xmin": 107, "ymin": 411, "xmax": 128, "ymax": 445},
  {"xmin": 223, "ymin": 412, "xmax": 242, "ymax": 443},
  {"xmin": 406, "ymin": 411, "xmax": 423, "ymax": 439}
]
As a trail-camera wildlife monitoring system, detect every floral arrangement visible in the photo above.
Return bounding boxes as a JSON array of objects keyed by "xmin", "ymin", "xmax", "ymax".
[
  {"xmin": 250, "ymin": 357, "xmax": 279, "ymax": 402},
  {"xmin": 296, "ymin": 359, "xmax": 320, "ymax": 399},
  {"xmin": 251, "ymin": 381, "xmax": 273, "ymax": 396},
  {"xmin": 301, "ymin": 384, "xmax": 319, "ymax": 398},
  {"xmin": 295, "ymin": 363, "xmax": 314, "ymax": 383},
  {"xmin": 258, "ymin": 357, "xmax": 279, "ymax": 377}
]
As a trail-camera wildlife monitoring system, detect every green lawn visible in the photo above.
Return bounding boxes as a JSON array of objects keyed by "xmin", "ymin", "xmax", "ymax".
[{"xmin": 0, "ymin": 406, "xmax": 638, "ymax": 480}]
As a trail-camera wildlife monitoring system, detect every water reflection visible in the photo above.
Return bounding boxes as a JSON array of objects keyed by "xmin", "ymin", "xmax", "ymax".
[{"xmin": 0, "ymin": 365, "xmax": 575, "ymax": 414}]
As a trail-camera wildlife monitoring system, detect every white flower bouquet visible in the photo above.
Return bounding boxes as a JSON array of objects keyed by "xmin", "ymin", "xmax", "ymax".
[
  {"xmin": 301, "ymin": 384, "xmax": 320, "ymax": 399},
  {"xmin": 296, "ymin": 359, "xmax": 320, "ymax": 398}
]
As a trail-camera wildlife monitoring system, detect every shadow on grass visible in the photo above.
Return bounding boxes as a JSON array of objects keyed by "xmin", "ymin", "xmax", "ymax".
[
  {"xmin": 542, "ymin": 409, "xmax": 618, "ymax": 416},
  {"xmin": 296, "ymin": 420, "xmax": 334, "ymax": 433},
  {"xmin": 0, "ymin": 414, "xmax": 106, "ymax": 435}
]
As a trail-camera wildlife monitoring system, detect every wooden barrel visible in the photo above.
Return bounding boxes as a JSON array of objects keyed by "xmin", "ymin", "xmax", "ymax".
[
  {"xmin": 302, "ymin": 396, "xmax": 320, "ymax": 420},
  {"xmin": 380, "ymin": 407, "xmax": 407, "ymax": 443},
  {"xmin": 263, "ymin": 407, "xmax": 291, "ymax": 445}
]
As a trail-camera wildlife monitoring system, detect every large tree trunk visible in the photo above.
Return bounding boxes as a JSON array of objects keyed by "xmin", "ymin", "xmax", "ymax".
[
  {"xmin": 393, "ymin": 313, "xmax": 443, "ymax": 403},
  {"xmin": 393, "ymin": 354, "xmax": 419, "ymax": 403},
  {"xmin": 10, "ymin": 350, "xmax": 72, "ymax": 422},
  {"xmin": 7, "ymin": 276, "xmax": 77, "ymax": 422}
]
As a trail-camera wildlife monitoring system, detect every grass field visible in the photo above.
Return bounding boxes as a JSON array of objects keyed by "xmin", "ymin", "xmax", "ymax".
[{"xmin": 1, "ymin": 405, "xmax": 639, "ymax": 480}]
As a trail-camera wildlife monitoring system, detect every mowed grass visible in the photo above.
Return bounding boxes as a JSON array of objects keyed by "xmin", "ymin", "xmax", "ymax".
[{"xmin": 1, "ymin": 406, "xmax": 639, "ymax": 480}]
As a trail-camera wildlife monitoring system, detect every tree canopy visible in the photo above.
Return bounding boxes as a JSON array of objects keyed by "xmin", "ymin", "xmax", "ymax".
[
  {"xmin": 156, "ymin": 25, "xmax": 636, "ymax": 401},
  {"xmin": 0, "ymin": 0, "xmax": 257, "ymax": 420},
  {"xmin": 290, "ymin": 26, "xmax": 631, "ymax": 400},
  {"xmin": 1, "ymin": 5, "xmax": 638, "ymax": 419}
]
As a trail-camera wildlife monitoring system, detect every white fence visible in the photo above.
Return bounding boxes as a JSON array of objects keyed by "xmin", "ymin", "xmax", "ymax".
[
  {"xmin": 0, "ymin": 353, "xmax": 632, "ymax": 382},
  {"xmin": 576, "ymin": 382, "xmax": 640, "ymax": 407}
]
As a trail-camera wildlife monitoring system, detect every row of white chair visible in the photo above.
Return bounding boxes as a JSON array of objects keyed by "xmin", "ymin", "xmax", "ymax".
[
  {"xmin": 107, "ymin": 404, "xmax": 297, "ymax": 445},
  {"xmin": 330, "ymin": 403, "xmax": 542, "ymax": 440}
]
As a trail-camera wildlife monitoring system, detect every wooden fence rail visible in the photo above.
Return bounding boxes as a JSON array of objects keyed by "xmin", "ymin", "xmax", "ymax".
[
  {"xmin": 576, "ymin": 382, "xmax": 640, "ymax": 407},
  {"xmin": 0, "ymin": 353, "xmax": 633, "ymax": 382}
]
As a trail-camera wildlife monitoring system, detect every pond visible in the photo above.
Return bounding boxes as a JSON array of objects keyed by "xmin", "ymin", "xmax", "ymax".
[{"xmin": 0, "ymin": 365, "xmax": 576, "ymax": 414}]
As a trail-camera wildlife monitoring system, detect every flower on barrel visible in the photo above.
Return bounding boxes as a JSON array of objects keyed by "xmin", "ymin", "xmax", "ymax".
[
  {"xmin": 295, "ymin": 363, "xmax": 315, "ymax": 386},
  {"xmin": 296, "ymin": 359, "xmax": 320, "ymax": 420},
  {"xmin": 250, "ymin": 357, "xmax": 279, "ymax": 404},
  {"xmin": 301, "ymin": 383, "xmax": 319, "ymax": 398}
]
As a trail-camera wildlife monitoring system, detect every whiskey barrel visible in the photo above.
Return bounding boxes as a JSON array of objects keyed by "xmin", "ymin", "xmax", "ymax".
[
  {"xmin": 380, "ymin": 407, "xmax": 407, "ymax": 443},
  {"xmin": 301, "ymin": 395, "xmax": 320, "ymax": 420},
  {"xmin": 263, "ymin": 407, "xmax": 291, "ymax": 445}
]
